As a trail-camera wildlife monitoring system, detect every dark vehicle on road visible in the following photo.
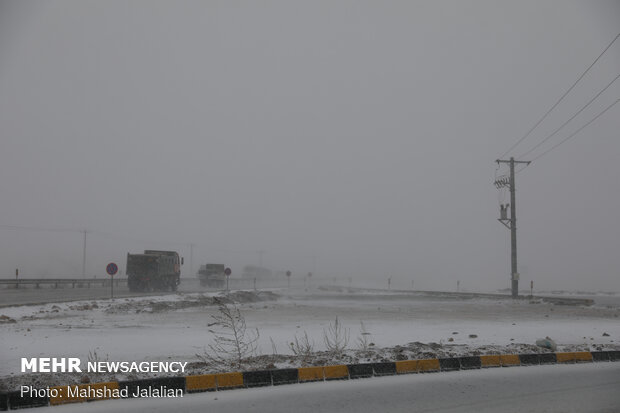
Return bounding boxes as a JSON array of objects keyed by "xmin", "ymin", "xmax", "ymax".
[
  {"xmin": 197, "ymin": 263, "xmax": 226, "ymax": 288},
  {"xmin": 126, "ymin": 250, "xmax": 183, "ymax": 292}
]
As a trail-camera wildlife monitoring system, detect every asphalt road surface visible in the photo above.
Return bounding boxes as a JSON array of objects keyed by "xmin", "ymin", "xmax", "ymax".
[{"xmin": 29, "ymin": 363, "xmax": 620, "ymax": 413}]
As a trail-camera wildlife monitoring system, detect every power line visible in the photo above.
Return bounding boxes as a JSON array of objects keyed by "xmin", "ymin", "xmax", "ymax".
[
  {"xmin": 92, "ymin": 229, "xmax": 189, "ymax": 247},
  {"xmin": 517, "ymin": 72, "xmax": 620, "ymax": 159},
  {"xmin": 515, "ymin": 164, "xmax": 529, "ymax": 175},
  {"xmin": 0, "ymin": 224, "xmax": 79, "ymax": 233},
  {"xmin": 0, "ymin": 224, "xmax": 191, "ymax": 249},
  {"xmin": 530, "ymin": 98, "xmax": 620, "ymax": 162},
  {"xmin": 499, "ymin": 32, "xmax": 620, "ymax": 158}
]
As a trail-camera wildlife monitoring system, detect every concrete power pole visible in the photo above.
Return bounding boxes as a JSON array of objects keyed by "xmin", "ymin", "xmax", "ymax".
[
  {"xmin": 495, "ymin": 157, "xmax": 530, "ymax": 298},
  {"xmin": 82, "ymin": 230, "xmax": 88, "ymax": 279},
  {"xmin": 189, "ymin": 243, "xmax": 195, "ymax": 276}
]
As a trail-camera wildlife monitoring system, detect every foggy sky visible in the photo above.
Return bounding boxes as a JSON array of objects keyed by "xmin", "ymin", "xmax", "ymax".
[{"xmin": 0, "ymin": 1, "xmax": 619, "ymax": 291}]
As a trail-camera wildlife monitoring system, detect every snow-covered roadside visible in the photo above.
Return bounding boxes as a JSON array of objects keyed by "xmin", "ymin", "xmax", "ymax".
[{"xmin": 1, "ymin": 288, "xmax": 618, "ymax": 391}]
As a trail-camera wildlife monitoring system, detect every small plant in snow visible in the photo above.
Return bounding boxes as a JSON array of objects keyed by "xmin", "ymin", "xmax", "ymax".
[
  {"xmin": 197, "ymin": 298, "xmax": 259, "ymax": 369},
  {"xmin": 357, "ymin": 321, "xmax": 373, "ymax": 351},
  {"xmin": 289, "ymin": 331, "xmax": 315, "ymax": 362},
  {"xmin": 323, "ymin": 316, "xmax": 349, "ymax": 356},
  {"xmin": 87, "ymin": 349, "xmax": 108, "ymax": 364},
  {"xmin": 270, "ymin": 337, "xmax": 279, "ymax": 356},
  {"xmin": 81, "ymin": 349, "xmax": 109, "ymax": 383}
]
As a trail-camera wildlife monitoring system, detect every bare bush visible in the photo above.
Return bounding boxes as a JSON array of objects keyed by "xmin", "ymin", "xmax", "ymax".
[
  {"xmin": 197, "ymin": 298, "xmax": 259, "ymax": 369},
  {"xmin": 270, "ymin": 337, "xmax": 279, "ymax": 356},
  {"xmin": 87, "ymin": 349, "xmax": 108, "ymax": 364},
  {"xmin": 81, "ymin": 349, "xmax": 109, "ymax": 383},
  {"xmin": 357, "ymin": 321, "xmax": 373, "ymax": 351},
  {"xmin": 323, "ymin": 317, "xmax": 349, "ymax": 356},
  {"xmin": 289, "ymin": 331, "xmax": 315, "ymax": 363}
]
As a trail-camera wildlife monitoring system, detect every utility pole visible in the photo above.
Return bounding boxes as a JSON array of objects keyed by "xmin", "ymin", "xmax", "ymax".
[
  {"xmin": 82, "ymin": 230, "xmax": 88, "ymax": 279},
  {"xmin": 495, "ymin": 157, "xmax": 530, "ymax": 298},
  {"xmin": 189, "ymin": 243, "xmax": 195, "ymax": 276}
]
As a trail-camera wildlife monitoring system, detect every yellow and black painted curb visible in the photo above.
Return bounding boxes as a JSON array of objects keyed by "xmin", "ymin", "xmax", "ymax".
[{"xmin": 2, "ymin": 350, "xmax": 618, "ymax": 410}]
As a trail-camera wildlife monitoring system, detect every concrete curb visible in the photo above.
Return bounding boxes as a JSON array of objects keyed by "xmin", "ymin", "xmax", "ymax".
[{"xmin": 2, "ymin": 350, "xmax": 619, "ymax": 410}]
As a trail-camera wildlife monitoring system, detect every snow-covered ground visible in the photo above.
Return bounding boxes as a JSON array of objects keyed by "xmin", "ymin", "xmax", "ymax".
[{"xmin": 1, "ymin": 287, "xmax": 619, "ymax": 390}]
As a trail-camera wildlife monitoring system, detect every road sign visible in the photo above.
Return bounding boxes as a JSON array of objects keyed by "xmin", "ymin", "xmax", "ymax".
[
  {"xmin": 106, "ymin": 262, "xmax": 118, "ymax": 300},
  {"xmin": 225, "ymin": 267, "xmax": 231, "ymax": 276},
  {"xmin": 106, "ymin": 263, "xmax": 118, "ymax": 276},
  {"xmin": 286, "ymin": 271, "xmax": 291, "ymax": 277}
]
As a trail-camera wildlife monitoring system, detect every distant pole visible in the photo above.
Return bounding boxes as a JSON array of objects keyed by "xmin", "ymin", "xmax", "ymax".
[
  {"xmin": 388, "ymin": 277, "xmax": 391, "ymax": 290},
  {"xmin": 496, "ymin": 157, "xmax": 530, "ymax": 298},
  {"xmin": 457, "ymin": 280, "xmax": 460, "ymax": 292},
  {"xmin": 189, "ymin": 243, "xmax": 194, "ymax": 276},
  {"xmin": 82, "ymin": 230, "xmax": 87, "ymax": 279}
]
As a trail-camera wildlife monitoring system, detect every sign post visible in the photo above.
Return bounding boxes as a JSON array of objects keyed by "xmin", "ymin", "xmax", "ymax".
[
  {"xmin": 106, "ymin": 263, "xmax": 118, "ymax": 299},
  {"xmin": 286, "ymin": 271, "xmax": 291, "ymax": 288}
]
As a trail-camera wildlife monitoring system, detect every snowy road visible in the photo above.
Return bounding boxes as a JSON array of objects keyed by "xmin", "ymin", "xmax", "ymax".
[
  {"xmin": 0, "ymin": 285, "xmax": 162, "ymax": 307},
  {"xmin": 27, "ymin": 363, "xmax": 620, "ymax": 413},
  {"xmin": 0, "ymin": 278, "xmax": 295, "ymax": 307},
  {"xmin": 0, "ymin": 280, "xmax": 207, "ymax": 307},
  {"xmin": 1, "ymin": 281, "xmax": 615, "ymax": 307}
]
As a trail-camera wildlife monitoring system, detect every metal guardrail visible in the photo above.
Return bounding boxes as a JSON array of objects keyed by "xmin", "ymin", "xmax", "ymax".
[{"xmin": 0, "ymin": 278, "xmax": 127, "ymax": 288}]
